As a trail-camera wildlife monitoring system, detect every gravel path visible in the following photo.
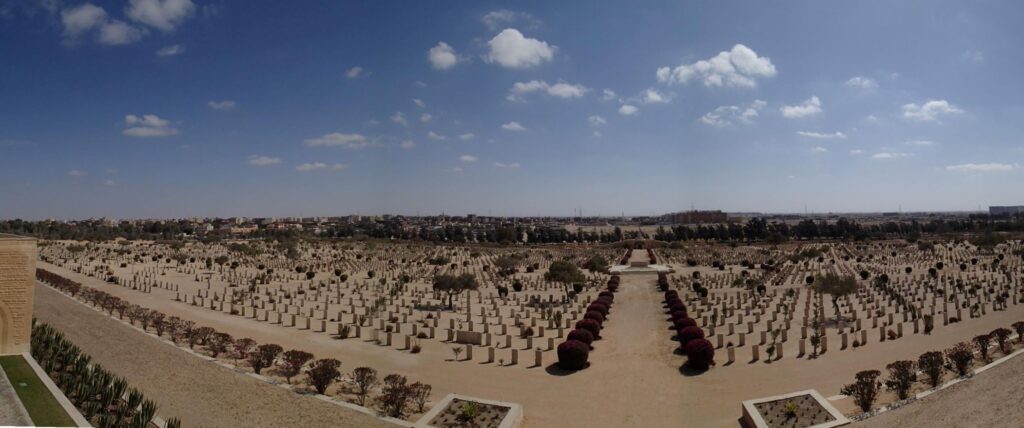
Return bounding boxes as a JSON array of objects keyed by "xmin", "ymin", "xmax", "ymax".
[
  {"xmin": 858, "ymin": 351, "xmax": 1024, "ymax": 427},
  {"xmin": 33, "ymin": 283, "xmax": 391, "ymax": 428}
]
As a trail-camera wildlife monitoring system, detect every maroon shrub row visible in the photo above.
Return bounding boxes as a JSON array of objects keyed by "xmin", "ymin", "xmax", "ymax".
[
  {"xmin": 664, "ymin": 289, "xmax": 714, "ymax": 372},
  {"xmin": 558, "ymin": 275, "xmax": 619, "ymax": 371}
]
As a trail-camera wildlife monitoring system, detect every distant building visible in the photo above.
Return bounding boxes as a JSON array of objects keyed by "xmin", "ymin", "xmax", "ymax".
[
  {"xmin": 990, "ymin": 206, "xmax": 1024, "ymax": 216},
  {"xmin": 662, "ymin": 210, "xmax": 728, "ymax": 224}
]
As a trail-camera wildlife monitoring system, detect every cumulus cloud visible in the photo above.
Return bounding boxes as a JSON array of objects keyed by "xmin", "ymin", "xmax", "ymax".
[
  {"xmin": 641, "ymin": 88, "xmax": 669, "ymax": 104},
  {"xmin": 602, "ymin": 89, "xmax": 617, "ymax": 101},
  {"xmin": 656, "ymin": 44, "xmax": 776, "ymax": 88},
  {"xmin": 484, "ymin": 28, "xmax": 555, "ymax": 69},
  {"xmin": 494, "ymin": 162, "xmax": 521, "ymax": 169},
  {"xmin": 902, "ymin": 100, "xmax": 963, "ymax": 122},
  {"xmin": 126, "ymin": 0, "xmax": 195, "ymax": 32},
  {"xmin": 390, "ymin": 111, "xmax": 408, "ymax": 126},
  {"xmin": 459, "ymin": 155, "xmax": 478, "ymax": 163},
  {"xmin": 247, "ymin": 155, "xmax": 281, "ymax": 166},
  {"xmin": 304, "ymin": 133, "xmax": 370, "ymax": 149},
  {"xmin": 420, "ymin": 113, "xmax": 432, "ymax": 123},
  {"xmin": 781, "ymin": 96, "xmax": 822, "ymax": 119},
  {"xmin": 962, "ymin": 50, "xmax": 985, "ymax": 63},
  {"xmin": 849, "ymin": 149, "xmax": 864, "ymax": 155},
  {"xmin": 61, "ymin": 4, "xmax": 144, "ymax": 46},
  {"xmin": 588, "ymin": 115, "xmax": 606, "ymax": 126},
  {"xmin": 506, "ymin": 80, "xmax": 588, "ymax": 101},
  {"xmin": 618, "ymin": 105, "xmax": 638, "ymax": 116},
  {"xmin": 428, "ymin": 42, "xmax": 460, "ymax": 70},
  {"xmin": 296, "ymin": 162, "xmax": 347, "ymax": 172},
  {"xmin": 946, "ymin": 163, "xmax": 1014, "ymax": 173},
  {"xmin": 501, "ymin": 121, "xmax": 527, "ymax": 131},
  {"xmin": 427, "ymin": 131, "xmax": 446, "ymax": 141},
  {"xmin": 482, "ymin": 9, "xmax": 538, "ymax": 31},
  {"xmin": 345, "ymin": 66, "xmax": 363, "ymax": 79},
  {"xmin": 157, "ymin": 44, "xmax": 184, "ymax": 56},
  {"xmin": 207, "ymin": 100, "xmax": 236, "ymax": 110},
  {"xmin": 872, "ymin": 152, "xmax": 911, "ymax": 160},
  {"xmin": 700, "ymin": 100, "xmax": 766, "ymax": 126},
  {"xmin": 845, "ymin": 76, "xmax": 878, "ymax": 90},
  {"xmin": 67, "ymin": 170, "xmax": 88, "ymax": 177},
  {"xmin": 797, "ymin": 131, "xmax": 846, "ymax": 139},
  {"xmin": 412, "ymin": 98, "xmax": 425, "ymax": 108},
  {"xmin": 811, "ymin": 147, "xmax": 827, "ymax": 153},
  {"xmin": 458, "ymin": 133, "xmax": 476, "ymax": 141},
  {"xmin": 400, "ymin": 140, "xmax": 416, "ymax": 149},
  {"xmin": 123, "ymin": 114, "xmax": 178, "ymax": 137}
]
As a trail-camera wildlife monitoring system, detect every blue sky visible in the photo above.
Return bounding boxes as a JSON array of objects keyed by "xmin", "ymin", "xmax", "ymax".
[{"xmin": 2, "ymin": 0, "xmax": 1023, "ymax": 219}]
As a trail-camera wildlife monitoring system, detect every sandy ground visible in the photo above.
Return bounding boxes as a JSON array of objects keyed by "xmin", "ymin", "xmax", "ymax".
[
  {"xmin": 857, "ymin": 351, "xmax": 1024, "ymax": 427},
  {"xmin": 32, "ymin": 283, "xmax": 390, "ymax": 428},
  {"xmin": 35, "ymin": 258, "xmax": 1024, "ymax": 427}
]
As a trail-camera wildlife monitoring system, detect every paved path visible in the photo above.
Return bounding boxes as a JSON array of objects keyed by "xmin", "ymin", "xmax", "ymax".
[
  {"xmin": 0, "ymin": 365, "xmax": 32, "ymax": 427},
  {"xmin": 33, "ymin": 283, "xmax": 390, "ymax": 428}
]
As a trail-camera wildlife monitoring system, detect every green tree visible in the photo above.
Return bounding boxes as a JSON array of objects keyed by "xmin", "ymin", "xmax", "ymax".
[
  {"xmin": 813, "ymin": 273, "xmax": 858, "ymax": 325},
  {"xmin": 432, "ymin": 273, "xmax": 479, "ymax": 310},
  {"xmin": 545, "ymin": 260, "xmax": 586, "ymax": 298}
]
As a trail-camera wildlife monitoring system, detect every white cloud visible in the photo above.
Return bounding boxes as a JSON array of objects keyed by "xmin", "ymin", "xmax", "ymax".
[
  {"xmin": 588, "ymin": 115, "xmax": 606, "ymax": 126},
  {"xmin": 700, "ymin": 100, "xmax": 765, "ymax": 126},
  {"xmin": 126, "ymin": 0, "xmax": 195, "ymax": 32},
  {"xmin": 657, "ymin": 44, "xmax": 776, "ymax": 88},
  {"xmin": 872, "ymin": 152, "xmax": 911, "ymax": 160},
  {"xmin": 904, "ymin": 140, "xmax": 934, "ymax": 146},
  {"xmin": 501, "ymin": 121, "xmax": 527, "ymax": 131},
  {"xmin": 781, "ymin": 96, "xmax": 822, "ymax": 119},
  {"xmin": 482, "ymin": 10, "xmax": 538, "ymax": 31},
  {"xmin": 207, "ymin": 100, "xmax": 236, "ymax": 111},
  {"xmin": 602, "ymin": 89, "xmax": 617, "ymax": 101},
  {"xmin": 946, "ymin": 163, "xmax": 1014, "ymax": 173},
  {"xmin": 507, "ymin": 80, "xmax": 588, "ymax": 101},
  {"xmin": 902, "ymin": 100, "xmax": 963, "ymax": 122},
  {"xmin": 247, "ymin": 155, "xmax": 281, "ymax": 166},
  {"xmin": 61, "ymin": 4, "xmax": 145, "ymax": 46},
  {"xmin": 484, "ymin": 28, "xmax": 555, "ymax": 69},
  {"xmin": 296, "ymin": 162, "xmax": 347, "ymax": 172},
  {"xmin": 641, "ymin": 88, "xmax": 669, "ymax": 104},
  {"xmin": 157, "ymin": 44, "xmax": 184, "ymax": 56},
  {"xmin": 390, "ymin": 112, "xmax": 408, "ymax": 126},
  {"xmin": 797, "ymin": 131, "xmax": 846, "ymax": 139},
  {"xmin": 618, "ymin": 105, "xmax": 638, "ymax": 116},
  {"xmin": 98, "ymin": 20, "xmax": 144, "ymax": 45},
  {"xmin": 459, "ymin": 155, "xmax": 478, "ymax": 163},
  {"xmin": 345, "ymin": 66, "xmax": 363, "ymax": 79},
  {"xmin": 400, "ymin": 140, "xmax": 416, "ymax": 149},
  {"xmin": 67, "ymin": 170, "xmax": 88, "ymax": 177},
  {"xmin": 811, "ymin": 146, "xmax": 827, "ymax": 153},
  {"xmin": 412, "ymin": 98, "xmax": 425, "ymax": 108},
  {"xmin": 420, "ymin": 113, "xmax": 432, "ymax": 123},
  {"xmin": 845, "ymin": 76, "xmax": 878, "ymax": 90},
  {"xmin": 428, "ymin": 42, "xmax": 460, "ymax": 70},
  {"xmin": 458, "ymin": 133, "xmax": 476, "ymax": 141},
  {"xmin": 123, "ymin": 114, "xmax": 178, "ymax": 137},
  {"xmin": 103, "ymin": 179, "xmax": 116, "ymax": 186},
  {"xmin": 494, "ymin": 162, "xmax": 521, "ymax": 169},
  {"xmin": 62, "ymin": 4, "xmax": 107, "ymax": 38},
  {"xmin": 427, "ymin": 131, "xmax": 446, "ymax": 141},
  {"xmin": 849, "ymin": 149, "xmax": 864, "ymax": 155},
  {"xmin": 304, "ymin": 133, "xmax": 370, "ymax": 149}
]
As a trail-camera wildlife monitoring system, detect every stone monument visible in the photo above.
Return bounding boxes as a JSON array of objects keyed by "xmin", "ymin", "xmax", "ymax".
[{"xmin": 0, "ymin": 234, "xmax": 36, "ymax": 355}]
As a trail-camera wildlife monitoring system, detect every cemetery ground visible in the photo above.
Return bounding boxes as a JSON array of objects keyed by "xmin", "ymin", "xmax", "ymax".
[{"xmin": 32, "ymin": 238, "xmax": 1024, "ymax": 427}]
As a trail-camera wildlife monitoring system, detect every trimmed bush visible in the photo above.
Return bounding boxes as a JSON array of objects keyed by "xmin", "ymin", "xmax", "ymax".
[
  {"xmin": 588, "ymin": 302, "xmax": 609, "ymax": 316},
  {"xmin": 683, "ymin": 338, "xmax": 715, "ymax": 371},
  {"xmin": 674, "ymin": 317, "xmax": 697, "ymax": 330},
  {"xmin": 557, "ymin": 340, "xmax": 590, "ymax": 370},
  {"xmin": 584, "ymin": 310, "xmax": 605, "ymax": 325},
  {"xmin": 576, "ymin": 319, "xmax": 601, "ymax": 339},
  {"xmin": 567, "ymin": 329, "xmax": 594, "ymax": 347},
  {"xmin": 671, "ymin": 310, "xmax": 688, "ymax": 322},
  {"xmin": 677, "ymin": 325, "xmax": 705, "ymax": 346}
]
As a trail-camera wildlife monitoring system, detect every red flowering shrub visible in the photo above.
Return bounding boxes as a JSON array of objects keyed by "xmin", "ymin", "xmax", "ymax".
[
  {"xmin": 683, "ymin": 338, "xmax": 715, "ymax": 371},
  {"xmin": 558, "ymin": 340, "xmax": 590, "ymax": 370}
]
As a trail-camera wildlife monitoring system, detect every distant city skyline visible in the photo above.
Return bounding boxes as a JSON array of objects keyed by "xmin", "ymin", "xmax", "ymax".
[{"xmin": 2, "ymin": 1, "xmax": 1024, "ymax": 219}]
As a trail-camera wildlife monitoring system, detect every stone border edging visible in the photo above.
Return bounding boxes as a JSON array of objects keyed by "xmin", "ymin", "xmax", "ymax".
[
  {"xmin": 20, "ymin": 352, "xmax": 91, "ymax": 427},
  {"xmin": 413, "ymin": 393, "xmax": 523, "ymax": 428},
  {"xmin": 742, "ymin": 389, "xmax": 849, "ymax": 428},
  {"xmin": 0, "ymin": 362, "xmax": 34, "ymax": 426}
]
